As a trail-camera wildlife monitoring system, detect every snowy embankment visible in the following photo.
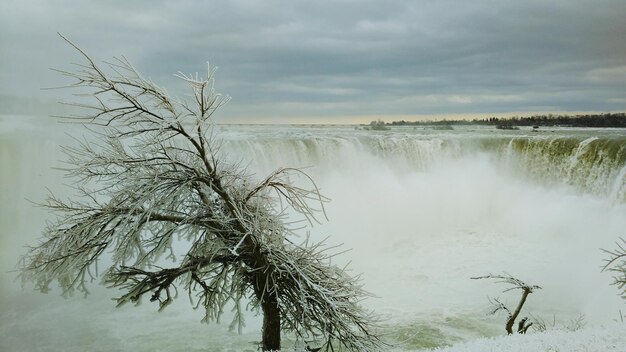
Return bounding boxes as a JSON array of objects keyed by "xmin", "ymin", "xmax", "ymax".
[{"xmin": 428, "ymin": 323, "xmax": 624, "ymax": 352}]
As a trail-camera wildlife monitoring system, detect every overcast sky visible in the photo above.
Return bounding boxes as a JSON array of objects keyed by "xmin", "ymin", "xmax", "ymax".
[{"xmin": 1, "ymin": 0, "xmax": 625, "ymax": 123}]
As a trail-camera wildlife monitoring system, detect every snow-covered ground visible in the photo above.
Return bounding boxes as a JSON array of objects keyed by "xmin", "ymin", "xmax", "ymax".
[{"xmin": 428, "ymin": 324, "xmax": 625, "ymax": 352}]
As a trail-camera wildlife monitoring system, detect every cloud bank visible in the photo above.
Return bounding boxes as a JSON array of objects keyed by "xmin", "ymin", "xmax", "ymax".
[{"xmin": 1, "ymin": 0, "xmax": 625, "ymax": 122}]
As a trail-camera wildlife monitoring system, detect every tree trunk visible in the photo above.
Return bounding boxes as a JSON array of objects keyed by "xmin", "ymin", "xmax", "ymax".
[
  {"xmin": 506, "ymin": 288, "xmax": 531, "ymax": 335},
  {"xmin": 261, "ymin": 290, "xmax": 281, "ymax": 351}
]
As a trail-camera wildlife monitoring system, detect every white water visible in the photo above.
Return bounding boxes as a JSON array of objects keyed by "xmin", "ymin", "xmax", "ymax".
[{"xmin": 1, "ymin": 116, "xmax": 625, "ymax": 351}]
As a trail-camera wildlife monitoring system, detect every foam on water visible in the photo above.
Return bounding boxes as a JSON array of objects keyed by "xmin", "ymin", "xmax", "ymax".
[{"xmin": 1, "ymin": 118, "xmax": 625, "ymax": 351}]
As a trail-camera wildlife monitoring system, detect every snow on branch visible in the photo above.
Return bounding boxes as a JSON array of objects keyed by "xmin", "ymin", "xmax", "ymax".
[
  {"xmin": 18, "ymin": 34, "xmax": 383, "ymax": 351},
  {"xmin": 602, "ymin": 237, "xmax": 626, "ymax": 299},
  {"xmin": 472, "ymin": 273, "xmax": 541, "ymax": 335}
]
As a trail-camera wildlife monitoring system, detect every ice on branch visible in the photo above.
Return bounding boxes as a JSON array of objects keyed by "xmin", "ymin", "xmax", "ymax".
[
  {"xmin": 18, "ymin": 34, "xmax": 384, "ymax": 352},
  {"xmin": 472, "ymin": 273, "xmax": 541, "ymax": 335}
]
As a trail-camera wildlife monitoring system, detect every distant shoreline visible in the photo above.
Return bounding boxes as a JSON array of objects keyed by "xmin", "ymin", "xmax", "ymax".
[{"xmin": 374, "ymin": 112, "xmax": 626, "ymax": 128}]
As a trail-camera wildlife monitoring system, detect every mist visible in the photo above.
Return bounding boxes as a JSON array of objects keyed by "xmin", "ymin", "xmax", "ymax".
[{"xmin": 2, "ymin": 118, "xmax": 625, "ymax": 350}]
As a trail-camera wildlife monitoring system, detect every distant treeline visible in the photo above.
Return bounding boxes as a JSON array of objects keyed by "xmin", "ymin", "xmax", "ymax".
[{"xmin": 384, "ymin": 112, "xmax": 626, "ymax": 128}]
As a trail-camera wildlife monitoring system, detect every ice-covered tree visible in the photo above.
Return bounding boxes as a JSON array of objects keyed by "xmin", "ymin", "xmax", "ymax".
[
  {"xmin": 18, "ymin": 35, "xmax": 383, "ymax": 351},
  {"xmin": 472, "ymin": 273, "xmax": 541, "ymax": 335},
  {"xmin": 603, "ymin": 237, "xmax": 626, "ymax": 300}
]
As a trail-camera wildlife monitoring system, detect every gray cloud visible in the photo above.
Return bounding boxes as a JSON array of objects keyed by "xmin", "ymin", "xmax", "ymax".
[{"xmin": 1, "ymin": 0, "xmax": 625, "ymax": 122}]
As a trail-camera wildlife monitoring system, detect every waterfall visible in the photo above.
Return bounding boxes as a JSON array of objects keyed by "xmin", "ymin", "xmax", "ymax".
[{"xmin": 217, "ymin": 125, "xmax": 626, "ymax": 202}]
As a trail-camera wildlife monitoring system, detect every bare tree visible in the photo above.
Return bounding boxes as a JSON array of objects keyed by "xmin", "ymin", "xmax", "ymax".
[
  {"xmin": 18, "ymin": 35, "xmax": 383, "ymax": 352},
  {"xmin": 472, "ymin": 273, "xmax": 541, "ymax": 335},
  {"xmin": 603, "ymin": 237, "xmax": 626, "ymax": 299}
]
